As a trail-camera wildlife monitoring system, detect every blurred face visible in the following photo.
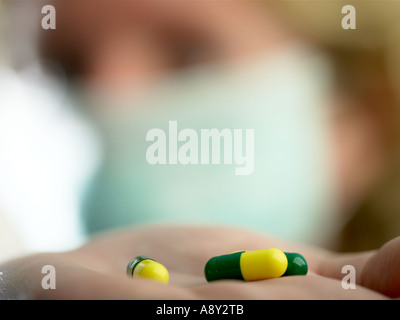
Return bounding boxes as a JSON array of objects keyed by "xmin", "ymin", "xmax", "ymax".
[
  {"xmin": 43, "ymin": 1, "xmax": 291, "ymax": 92},
  {"xmin": 40, "ymin": 1, "xmax": 390, "ymax": 241}
]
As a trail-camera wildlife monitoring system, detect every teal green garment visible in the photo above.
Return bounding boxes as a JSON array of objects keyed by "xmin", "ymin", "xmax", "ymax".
[{"xmin": 80, "ymin": 44, "xmax": 339, "ymax": 245}]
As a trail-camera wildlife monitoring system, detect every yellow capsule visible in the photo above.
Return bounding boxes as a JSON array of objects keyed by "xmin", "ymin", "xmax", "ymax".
[
  {"xmin": 127, "ymin": 256, "xmax": 169, "ymax": 284},
  {"xmin": 240, "ymin": 248, "xmax": 288, "ymax": 281}
]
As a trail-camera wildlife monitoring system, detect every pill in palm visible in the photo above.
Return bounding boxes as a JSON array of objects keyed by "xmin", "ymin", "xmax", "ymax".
[
  {"xmin": 205, "ymin": 248, "xmax": 288, "ymax": 282},
  {"xmin": 127, "ymin": 256, "xmax": 169, "ymax": 284},
  {"xmin": 204, "ymin": 248, "xmax": 308, "ymax": 282}
]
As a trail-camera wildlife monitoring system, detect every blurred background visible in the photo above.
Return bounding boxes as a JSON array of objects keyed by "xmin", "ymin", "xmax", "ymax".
[{"xmin": 0, "ymin": 0, "xmax": 400, "ymax": 263}]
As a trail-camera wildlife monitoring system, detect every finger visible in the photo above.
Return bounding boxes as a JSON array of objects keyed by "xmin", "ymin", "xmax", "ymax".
[
  {"xmin": 359, "ymin": 236, "xmax": 400, "ymax": 298},
  {"xmin": 314, "ymin": 236, "xmax": 400, "ymax": 298},
  {"xmin": 313, "ymin": 250, "xmax": 374, "ymax": 283}
]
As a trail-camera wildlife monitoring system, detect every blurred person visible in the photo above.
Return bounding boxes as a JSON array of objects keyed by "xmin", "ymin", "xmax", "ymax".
[
  {"xmin": 38, "ymin": 0, "xmax": 342, "ymax": 247},
  {"xmin": 38, "ymin": 0, "xmax": 400, "ymax": 250},
  {"xmin": 1, "ymin": 0, "xmax": 400, "ymax": 300},
  {"xmin": 3, "ymin": 0, "xmax": 400, "ymax": 251}
]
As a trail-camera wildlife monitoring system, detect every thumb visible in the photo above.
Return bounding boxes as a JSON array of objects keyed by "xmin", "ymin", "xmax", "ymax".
[{"xmin": 360, "ymin": 236, "xmax": 400, "ymax": 298}]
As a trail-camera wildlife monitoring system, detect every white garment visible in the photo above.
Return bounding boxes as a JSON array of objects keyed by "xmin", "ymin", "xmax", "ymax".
[
  {"xmin": 0, "ymin": 64, "xmax": 99, "ymax": 257},
  {"xmin": 0, "ymin": 209, "xmax": 25, "ymax": 263}
]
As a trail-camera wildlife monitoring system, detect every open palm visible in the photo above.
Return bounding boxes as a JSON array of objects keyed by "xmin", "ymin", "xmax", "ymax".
[{"xmin": 1, "ymin": 225, "xmax": 398, "ymax": 299}]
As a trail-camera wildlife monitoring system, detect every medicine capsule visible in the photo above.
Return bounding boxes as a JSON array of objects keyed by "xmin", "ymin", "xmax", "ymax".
[
  {"xmin": 282, "ymin": 252, "xmax": 308, "ymax": 276},
  {"xmin": 127, "ymin": 256, "xmax": 169, "ymax": 284},
  {"xmin": 204, "ymin": 248, "xmax": 288, "ymax": 282}
]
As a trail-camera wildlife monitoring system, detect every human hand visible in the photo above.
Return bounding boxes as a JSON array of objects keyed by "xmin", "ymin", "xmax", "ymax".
[{"xmin": 0, "ymin": 224, "xmax": 398, "ymax": 299}]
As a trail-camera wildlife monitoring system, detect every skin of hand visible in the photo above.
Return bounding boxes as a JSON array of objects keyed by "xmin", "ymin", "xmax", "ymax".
[{"xmin": 0, "ymin": 224, "xmax": 399, "ymax": 300}]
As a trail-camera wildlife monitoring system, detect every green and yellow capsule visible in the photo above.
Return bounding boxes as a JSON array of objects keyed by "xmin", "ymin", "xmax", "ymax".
[
  {"xmin": 204, "ymin": 248, "xmax": 289, "ymax": 282},
  {"xmin": 127, "ymin": 256, "xmax": 169, "ymax": 284}
]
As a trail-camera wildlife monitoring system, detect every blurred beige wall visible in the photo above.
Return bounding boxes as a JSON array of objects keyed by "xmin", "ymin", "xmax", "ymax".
[{"xmin": 271, "ymin": 1, "xmax": 400, "ymax": 102}]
